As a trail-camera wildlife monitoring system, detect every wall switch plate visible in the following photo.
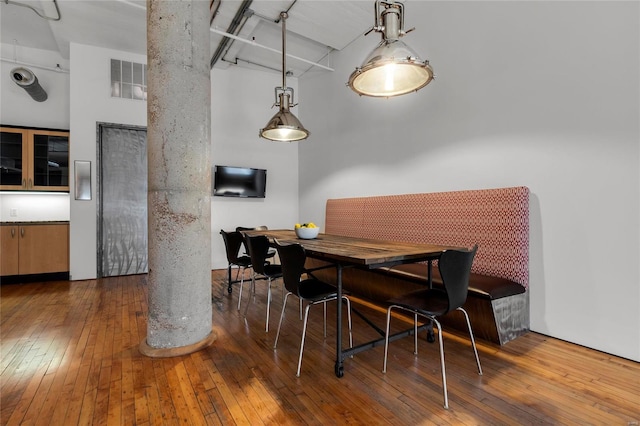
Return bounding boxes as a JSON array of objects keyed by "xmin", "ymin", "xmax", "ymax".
[{"xmin": 10, "ymin": 208, "xmax": 18, "ymax": 217}]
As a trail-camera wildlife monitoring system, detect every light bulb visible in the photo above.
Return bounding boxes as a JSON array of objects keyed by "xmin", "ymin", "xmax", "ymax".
[{"xmin": 384, "ymin": 64, "xmax": 397, "ymax": 92}]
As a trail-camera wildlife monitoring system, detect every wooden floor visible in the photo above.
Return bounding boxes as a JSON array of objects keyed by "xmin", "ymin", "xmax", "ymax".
[{"xmin": 1, "ymin": 271, "xmax": 639, "ymax": 425}]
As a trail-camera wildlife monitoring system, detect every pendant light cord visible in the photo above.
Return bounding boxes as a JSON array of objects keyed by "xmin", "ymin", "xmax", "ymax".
[{"xmin": 280, "ymin": 11, "xmax": 287, "ymax": 90}]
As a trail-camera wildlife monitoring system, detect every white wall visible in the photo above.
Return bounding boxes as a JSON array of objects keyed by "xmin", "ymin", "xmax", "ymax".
[
  {"xmin": 299, "ymin": 1, "xmax": 639, "ymax": 361},
  {"xmin": 0, "ymin": 192, "xmax": 69, "ymax": 222},
  {"xmin": 68, "ymin": 44, "xmax": 299, "ymax": 277},
  {"xmin": 210, "ymin": 66, "xmax": 299, "ymax": 269},
  {"xmin": 69, "ymin": 43, "xmax": 147, "ymax": 280}
]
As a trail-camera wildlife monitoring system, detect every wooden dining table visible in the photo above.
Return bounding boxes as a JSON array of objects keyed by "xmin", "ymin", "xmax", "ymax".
[{"xmin": 243, "ymin": 229, "xmax": 454, "ymax": 377}]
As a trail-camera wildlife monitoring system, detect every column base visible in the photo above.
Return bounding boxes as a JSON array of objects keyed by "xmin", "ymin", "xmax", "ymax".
[{"xmin": 139, "ymin": 329, "xmax": 217, "ymax": 358}]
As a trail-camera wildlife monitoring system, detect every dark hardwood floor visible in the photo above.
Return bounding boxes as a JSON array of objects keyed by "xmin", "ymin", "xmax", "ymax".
[{"xmin": 1, "ymin": 270, "xmax": 639, "ymax": 425}]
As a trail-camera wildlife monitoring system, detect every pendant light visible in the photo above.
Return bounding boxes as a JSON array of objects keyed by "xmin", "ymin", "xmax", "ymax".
[
  {"xmin": 348, "ymin": 1, "xmax": 434, "ymax": 98},
  {"xmin": 260, "ymin": 12, "xmax": 310, "ymax": 142}
]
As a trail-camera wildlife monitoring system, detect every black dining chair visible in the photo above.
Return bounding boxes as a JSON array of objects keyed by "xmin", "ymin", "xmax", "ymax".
[
  {"xmin": 382, "ymin": 245, "xmax": 482, "ymax": 409},
  {"xmin": 273, "ymin": 239, "xmax": 353, "ymax": 377},
  {"xmin": 236, "ymin": 226, "xmax": 276, "ymax": 260},
  {"xmin": 243, "ymin": 234, "xmax": 283, "ymax": 332},
  {"xmin": 220, "ymin": 230, "xmax": 252, "ymax": 309}
]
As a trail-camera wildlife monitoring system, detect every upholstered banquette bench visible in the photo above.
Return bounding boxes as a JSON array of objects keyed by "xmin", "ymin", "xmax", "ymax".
[{"xmin": 308, "ymin": 187, "xmax": 530, "ymax": 345}]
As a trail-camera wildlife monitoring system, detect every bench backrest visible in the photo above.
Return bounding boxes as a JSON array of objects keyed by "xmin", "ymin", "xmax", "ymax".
[{"xmin": 325, "ymin": 187, "xmax": 529, "ymax": 288}]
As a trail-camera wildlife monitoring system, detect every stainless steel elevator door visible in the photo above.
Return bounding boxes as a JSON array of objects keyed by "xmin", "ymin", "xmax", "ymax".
[{"xmin": 97, "ymin": 124, "xmax": 148, "ymax": 277}]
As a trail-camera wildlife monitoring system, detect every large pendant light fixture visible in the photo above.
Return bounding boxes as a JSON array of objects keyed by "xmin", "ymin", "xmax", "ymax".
[
  {"xmin": 260, "ymin": 12, "xmax": 310, "ymax": 142},
  {"xmin": 348, "ymin": 1, "xmax": 434, "ymax": 98}
]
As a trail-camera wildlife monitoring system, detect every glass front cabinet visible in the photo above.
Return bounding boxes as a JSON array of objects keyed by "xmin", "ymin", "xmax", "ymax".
[{"xmin": 0, "ymin": 127, "xmax": 70, "ymax": 191}]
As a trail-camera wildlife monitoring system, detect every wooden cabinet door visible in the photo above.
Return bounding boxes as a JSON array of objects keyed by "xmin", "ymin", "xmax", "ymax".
[
  {"xmin": 18, "ymin": 224, "xmax": 69, "ymax": 274},
  {"xmin": 30, "ymin": 130, "xmax": 70, "ymax": 191},
  {"xmin": 1, "ymin": 225, "xmax": 20, "ymax": 275}
]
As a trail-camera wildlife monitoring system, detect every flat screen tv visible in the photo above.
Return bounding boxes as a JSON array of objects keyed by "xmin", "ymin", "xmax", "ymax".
[{"xmin": 213, "ymin": 165, "xmax": 266, "ymax": 198}]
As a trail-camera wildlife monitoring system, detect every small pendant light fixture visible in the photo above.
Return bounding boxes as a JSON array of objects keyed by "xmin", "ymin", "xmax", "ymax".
[
  {"xmin": 260, "ymin": 12, "xmax": 310, "ymax": 142},
  {"xmin": 348, "ymin": 1, "xmax": 434, "ymax": 98}
]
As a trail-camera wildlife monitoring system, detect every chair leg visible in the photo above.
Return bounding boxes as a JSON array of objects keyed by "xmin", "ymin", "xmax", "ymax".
[
  {"xmin": 457, "ymin": 307, "xmax": 483, "ymax": 375},
  {"xmin": 294, "ymin": 297, "xmax": 353, "ymax": 377},
  {"xmin": 414, "ymin": 313, "xmax": 418, "ymax": 355},
  {"xmin": 382, "ymin": 306, "xmax": 457, "ymax": 409},
  {"xmin": 265, "ymin": 278, "xmax": 272, "ymax": 332},
  {"xmin": 431, "ymin": 317, "xmax": 449, "ymax": 409},
  {"xmin": 274, "ymin": 292, "xmax": 293, "ymax": 349},
  {"xmin": 251, "ymin": 272, "xmax": 256, "ymax": 297},
  {"xmin": 236, "ymin": 267, "xmax": 245, "ymax": 311},
  {"xmin": 227, "ymin": 265, "xmax": 233, "ymax": 293},
  {"xmin": 323, "ymin": 301, "xmax": 327, "ymax": 337},
  {"xmin": 383, "ymin": 305, "xmax": 394, "ymax": 373},
  {"xmin": 243, "ymin": 272, "xmax": 255, "ymax": 319},
  {"xmin": 297, "ymin": 303, "xmax": 313, "ymax": 377}
]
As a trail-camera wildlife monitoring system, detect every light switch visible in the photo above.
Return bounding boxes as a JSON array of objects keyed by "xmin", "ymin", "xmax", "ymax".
[{"xmin": 10, "ymin": 208, "xmax": 17, "ymax": 217}]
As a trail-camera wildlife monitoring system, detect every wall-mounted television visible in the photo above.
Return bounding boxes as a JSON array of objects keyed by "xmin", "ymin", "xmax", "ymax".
[{"xmin": 213, "ymin": 165, "xmax": 267, "ymax": 198}]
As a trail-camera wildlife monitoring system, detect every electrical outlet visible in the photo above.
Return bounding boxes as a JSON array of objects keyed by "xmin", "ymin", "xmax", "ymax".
[{"xmin": 10, "ymin": 208, "xmax": 18, "ymax": 217}]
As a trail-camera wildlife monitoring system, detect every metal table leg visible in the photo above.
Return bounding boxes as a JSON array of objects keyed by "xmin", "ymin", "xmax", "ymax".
[
  {"xmin": 426, "ymin": 259, "xmax": 435, "ymax": 342},
  {"xmin": 334, "ymin": 264, "xmax": 344, "ymax": 377}
]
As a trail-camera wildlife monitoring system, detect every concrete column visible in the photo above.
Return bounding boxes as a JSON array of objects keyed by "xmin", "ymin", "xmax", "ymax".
[{"xmin": 140, "ymin": 0, "xmax": 215, "ymax": 356}]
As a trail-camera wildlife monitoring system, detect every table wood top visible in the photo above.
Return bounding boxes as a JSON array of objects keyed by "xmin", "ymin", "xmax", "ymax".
[{"xmin": 243, "ymin": 229, "xmax": 456, "ymax": 268}]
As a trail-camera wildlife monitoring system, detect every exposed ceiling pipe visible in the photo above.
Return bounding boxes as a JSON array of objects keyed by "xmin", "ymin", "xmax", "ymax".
[
  {"xmin": 4, "ymin": 39, "xmax": 68, "ymax": 73},
  {"xmin": 0, "ymin": 57, "xmax": 68, "ymax": 74},
  {"xmin": 3, "ymin": 0, "xmax": 61, "ymax": 21},
  {"xmin": 210, "ymin": 0, "xmax": 253, "ymax": 69},
  {"xmin": 250, "ymin": 0, "xmax": 298, "ymax": 24},
  {"xmin": 210, "ymin": 0, "xmax": 221, "ymax": 26},
  {"xmin": 209, "ymin": 27, "xmax": 334, "ymax": 72},
  {"xmin": 218, "ymin": 10, "xmax": 255, "ymax": 65},
  {"xmin": 223, "ymin": 57, "xmax": 282, "ymax": 74}
]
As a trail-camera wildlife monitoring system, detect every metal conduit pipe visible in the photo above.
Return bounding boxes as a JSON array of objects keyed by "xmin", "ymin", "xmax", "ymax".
[
  {"xmin": 209, "ymin": 27, "xmax": 334, "ymax": 72},
  {"xmin": 3, "ymin": 0, "xmax": 61, "ymax": 21},
  {"xmin": 0, "ymin": 57, "xmax": 68, "ymax": 74},
  {"xmin": 210, "ymin": 0, "xmax": 303, "ymax": 70},
  {"xmin": 210, "ymin": 0, "xmax": 221, "ymax": 26},
  {"xmin": 209, "ymin": 0, "xmax": 253, "ymax": 69}
]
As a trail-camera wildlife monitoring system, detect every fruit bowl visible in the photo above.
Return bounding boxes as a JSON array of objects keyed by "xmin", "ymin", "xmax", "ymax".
[{"xmin": 295, "ymin": 226, "xmax": 320, "ymax": 239}]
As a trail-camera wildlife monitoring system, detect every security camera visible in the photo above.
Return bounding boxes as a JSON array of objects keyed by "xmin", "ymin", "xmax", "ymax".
[{"xmin": 10, "ymin": 67, "xmax": 48, "ymax": 102}]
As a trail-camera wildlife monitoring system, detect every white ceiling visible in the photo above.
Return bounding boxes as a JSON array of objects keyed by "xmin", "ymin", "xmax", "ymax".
[{"xmin": 0, "ymin": 0, "xmax": 376, "ymax": 78}]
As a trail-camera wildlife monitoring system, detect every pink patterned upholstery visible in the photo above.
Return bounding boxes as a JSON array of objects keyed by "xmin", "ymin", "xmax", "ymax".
[{"xmin": 325, "ymin": 187, "xmax": 529, "ymax": 288}]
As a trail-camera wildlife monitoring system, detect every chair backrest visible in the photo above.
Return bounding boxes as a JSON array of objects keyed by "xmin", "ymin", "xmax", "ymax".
[
  {"xmin": 245, "ymin": 234, "xmax": 271, "ymax": 275},
  {"xmin": 236, "ymin": 226, "xmax": 269, "ymax": 254},
  {"xmin": 274, "ymin": 240, "xmax": 306, "ymax": 295},
  {"xmin": 439, "ymin": 245, "xmax": 478, "ymax": 312},
  {"xmin": 236, "ymin": 225, "xmax": 269, "ymax": 231},
  {"xmin": 220, "ymin": 230, "xmax": 244, "ymax": 264}
]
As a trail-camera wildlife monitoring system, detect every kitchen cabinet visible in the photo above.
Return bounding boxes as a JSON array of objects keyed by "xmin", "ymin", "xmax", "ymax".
[
  {"xmin": 0, "ymin": 127, "xmax": 70, "ymax": 191},
  {"xmin": 1, "ymin": 225, "xmax": 19, "ymax": 275},
  {"xmin": 0, "ymin": 223, "xmax": 69, "ymax": 276}
]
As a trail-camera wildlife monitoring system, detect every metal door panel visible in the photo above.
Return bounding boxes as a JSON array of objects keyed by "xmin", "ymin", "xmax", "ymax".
[{"xmin": 97, "ymin": 124, "xmax": 147, "ymax": 277}]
